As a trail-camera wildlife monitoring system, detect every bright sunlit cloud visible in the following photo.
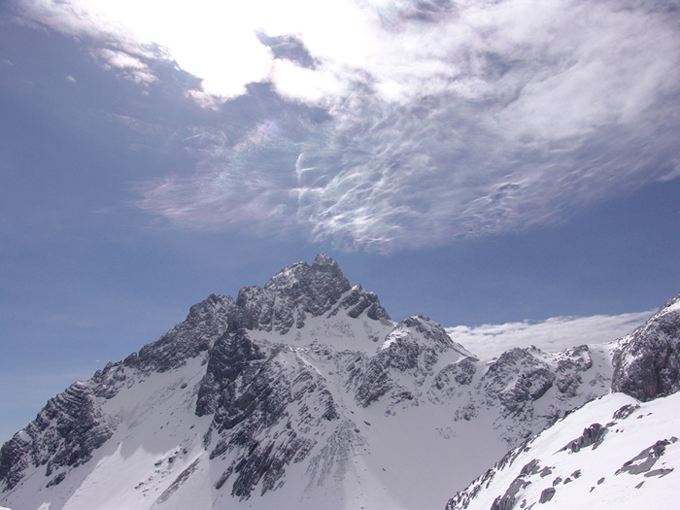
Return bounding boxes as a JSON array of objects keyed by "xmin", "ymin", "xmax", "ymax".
[
  {"xmin": 17, "ymin": 0, "xmax": 386, "ymax": 98},
  {"xmin": 19, "ymin": 0, "xmax": 289, "ymax": 97}
]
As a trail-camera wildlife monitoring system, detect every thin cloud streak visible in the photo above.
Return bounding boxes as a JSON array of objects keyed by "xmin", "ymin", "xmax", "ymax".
[
  {"xmin": 138, "ymin": 114, "xmax": 307, "ymax": 230},
  {"xmin": 446, "ymin": 309, "xmax": 654, "ymax": 361}
]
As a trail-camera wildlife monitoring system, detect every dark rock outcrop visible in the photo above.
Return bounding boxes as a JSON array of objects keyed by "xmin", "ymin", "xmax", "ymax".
[
  {"xmin": 612, "ymin": 403, "xmax": 640, "ymax": 421},
  {"xmin": 539, "ymin": 486, "xmax": 556, "ymax": 503},
  {"xmin": 559, "ymin": 423, "xmax": 607, "ymax": 453},
  {"xmin": 235, "ymin": 254, "xmax": 386, "ymax": 334},
  {"xmin": 431, "ymin": 358, "xmax": 477, "ymax": 392},
  {"xmin": 0, "ymin": 382, "xmax": 112, "ymax": 491},
  {"xmin": 612, "ymin": 292, "xmax": 680, "ymax": 401},
  {"xmin": 615, "ymin": 437, "xmax": 677, "ymax": 476},
  {"xmin": 137, "ymin": 293, "xmax": 237, "ymax": 373},
  {"xmin": 555, "ymin": 345, "xmax": 593, "ymax": 397},
  {"xmin": 200, "ymin": 342, "xmax": 340, "ymax": 499},
  {"xmin": 330, "ymin": 283, "xmax": 390, "ymax": 321},
  {"xmin": 355, "ymin": 315, "xmax": 457, "ymax": 407},
  {"xmin": 195, "ymin": 328, "xmax": 267, "ymax": 417},
  {"xmin": 478, "ymin": 348, "xmax": 556, "ymax": 438}
]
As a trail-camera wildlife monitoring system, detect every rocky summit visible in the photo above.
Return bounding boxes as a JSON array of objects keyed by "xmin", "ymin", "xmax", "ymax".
[{"xmin": 1, "ymin": 256, "xmax": 679, "ymax": 510}]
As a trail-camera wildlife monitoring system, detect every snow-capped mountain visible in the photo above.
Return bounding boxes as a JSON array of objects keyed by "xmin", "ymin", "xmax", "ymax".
[
  {"xmin": 445, "ymin": 290, "xmax": 680, "ymax": 510},
  {"xmin": 0, "ymin": 255, "xmax": 675, "ymax": 510}
]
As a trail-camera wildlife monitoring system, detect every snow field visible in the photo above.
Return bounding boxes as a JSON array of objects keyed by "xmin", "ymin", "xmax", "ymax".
[{"xmin": 452, "ymin": 391, "xmax": 680, "ymax": 510}]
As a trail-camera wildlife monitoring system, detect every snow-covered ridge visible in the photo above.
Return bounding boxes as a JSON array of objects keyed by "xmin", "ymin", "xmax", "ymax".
[{"xmin": 445, "ymin": 391, "xmax": 680, "ymax": 510}]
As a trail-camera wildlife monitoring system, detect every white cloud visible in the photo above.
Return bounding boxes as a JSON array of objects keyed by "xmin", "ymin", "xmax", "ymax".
[
  {"xmin": 16, "ymin": 0, "xmax": 680, "ymax": 250},
  {"xmin": 92, "ymin": 48, "xmax": 157, "ymax": 85},
  {"xmin": 144, "ymin": 1, "xmax": 680, "ymax": 250},
  {"xmin": 97, "ymin": 48, "xmax": 145, "ymax": 70},
  {"xmin": 15, "ymin": 0, "xmax": 391, "ymax": 99},
  {"xmin": 445, "ymin": 310, "xmax": 654, "ymax": 361},
  {"xmin": 138, "ymin": 119, "xmax": 303, "ymax": 229},
  {"xmin": 17, "ymin": 0, "xmax": 275, "ymax": 97}
]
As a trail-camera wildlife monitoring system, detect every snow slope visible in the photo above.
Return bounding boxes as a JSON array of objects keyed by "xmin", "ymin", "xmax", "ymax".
[{"xmin": 446, "ymin": 391, "xmax": 680, "ymax": 510}]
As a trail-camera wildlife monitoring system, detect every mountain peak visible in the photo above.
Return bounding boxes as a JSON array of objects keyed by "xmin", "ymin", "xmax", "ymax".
[
  {"xmin": 311, "ymin": 252, "xmax": 341, "ymax": 271},
  {"xmin": 238, "ymin": 255, "xmax": 364, "ymax": 333},
  {"xmin": 264, "ymin": 254, "xmax": 348, "ymax": 291}
]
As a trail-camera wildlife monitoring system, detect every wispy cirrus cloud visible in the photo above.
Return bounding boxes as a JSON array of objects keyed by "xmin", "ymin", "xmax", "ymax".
[
  {"xmin": 139, "ymin": 117, "xmax": 303, "ymax": 229},
  {"xmin": 284, "ymin": 0, "xmax": 680, "ymax": 249},
  {"xmin": 138, "ymin": 0, "xmax": 680, "ymax": 251},
  {"xmin": 14, "ymin": 0, "xmax": 680, "ymax": 251}
]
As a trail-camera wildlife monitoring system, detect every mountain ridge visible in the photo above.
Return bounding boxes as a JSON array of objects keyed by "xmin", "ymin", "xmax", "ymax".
[{"xmin": 1, "ymin": 255, "xmax": 678, "ymax": 510}]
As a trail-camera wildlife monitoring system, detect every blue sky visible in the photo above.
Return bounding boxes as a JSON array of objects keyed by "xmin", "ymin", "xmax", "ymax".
[{"xmin": 1, "ymin": 0, "xmax": 680, "ymax": 443}]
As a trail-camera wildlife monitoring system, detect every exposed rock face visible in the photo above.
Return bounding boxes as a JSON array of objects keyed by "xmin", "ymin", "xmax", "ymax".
[
  {"xmin": 538, "ymin": 486, "xmax": 556, "ymax": 503},
  {"xmin": 136, "ymin": 293, "xmax": 237, "ymax": 374},
  {"xmin": 430, "ymin": 358, "xmax": 477, "ymax": 396},
  {"xmin": 615, "ymin": 438, "xmax": 676, "ymax": 476},
  {"xmin": 612, "ymin": 292, "xmax": 680, "ymax": 401},
  {"xmin": 0, "ymin": 382, "xmax": 113, "ymax": 491},
  {"xmin": 195, "ymin": 327, "xmax": 267, "ymax": 418},
  {"xmin": 480, "ymin": 348, "xmax": 556, "ymax": 414},
  {"xmin": 428, "ymin": 343, "xmax": 610, "ymax": 447},
  {"xmin": 235, "ymin": 254, "xmax": 380, "ymax": 333},
  {"xmin": 559, "ymin": 423, "xmax": 607, "ymax": 453},
  {"xmin": 355, "ymin": 315, "xmax": 460, "ymax": 408},
  {"xmin": 204, "ymin": 343, "xmax": 338, "ymax": 499},
  {"xmin": 332, "ymin": 283, "xmax": 389, "ymax": 321}
]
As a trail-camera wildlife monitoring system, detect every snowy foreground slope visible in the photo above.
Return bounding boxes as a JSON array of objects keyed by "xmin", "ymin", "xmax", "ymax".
[
  {"xmin": 445, "ymin": 392, "xmax": 680, "ymax": 510},
  {"xmin": 1, "ymin": 255, "xmax": 679, "ymax": 510},
  {"xmin": 446, "ymin": 290, "xmax": 680, "ymax": 510}
]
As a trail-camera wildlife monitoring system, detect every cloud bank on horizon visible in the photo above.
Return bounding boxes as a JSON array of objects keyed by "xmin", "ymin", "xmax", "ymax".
[
  {"xmin": 446, "ymin": 309, "xmax": 653, "ymax": 360},
  {"xmin": 14, "ymin": 0, "xmax": 680, "ymax": 251}
]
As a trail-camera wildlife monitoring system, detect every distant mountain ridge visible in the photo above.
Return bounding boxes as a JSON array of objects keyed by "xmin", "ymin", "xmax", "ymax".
[{"xmin": 1, "ymin": 255, "xmax": 678, "ymax": 510}]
